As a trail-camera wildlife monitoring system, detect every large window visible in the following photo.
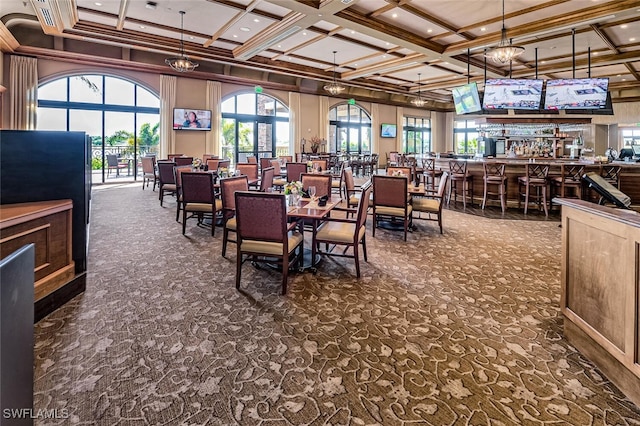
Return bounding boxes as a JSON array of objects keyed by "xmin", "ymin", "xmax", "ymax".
[
  {"xmin": 221, "ymin": 93, "xmax": 289, "ymax": 165},
  {"xmin": 402, "ymin": 116, "xmax": 431, "ymax": 154},
  {"xmin": 454, "ymin": 120, "xmax": 479, "ymax": 154},
  {"xmin": 328, "ymin": 104, "xmax": 371, "ymax": 154},
  {"xmin": 621, "ymin": 128, "xmax": 640, "ymax": 147},
  {"xmin": 37, "ymin": 75, "xmax": 160, "ymax": 183}
]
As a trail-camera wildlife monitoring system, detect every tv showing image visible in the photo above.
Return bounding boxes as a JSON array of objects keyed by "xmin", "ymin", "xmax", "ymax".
[
  {"xmin": 544, "ymin": 78, "xmax": 609, "ymax": 109},
  {"xmin": 452, "ymin": 82, "xmax": 482, "ymax": 114},
  {"xmin": 381, "ymin": 123, "xmax": 397, "ymax": 138},
  {"xmin": 173, "ymin": 108, "xmax": 212, "ymax": 130},
  {"xmin": 482, "ymin": 78, "xmax": 544, "ymax": 110}
]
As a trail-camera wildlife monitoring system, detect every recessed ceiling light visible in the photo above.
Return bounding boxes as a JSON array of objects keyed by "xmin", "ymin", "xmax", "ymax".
[
  {"xmin": 302, "ymin": 32, "xmax": 307, "ymax": 35},
  {"xmin": 622, "ymin": 78, "xmax": 627, "ymax": 81},
  {"xmin": 233, "ymin": 34, "xmax": 238, "ymax": 38},
  {"xmin": 617, "ymin": 74, "xmax": 622, "ymax": 76},
  {"xmin": 593, "ymin": 51, "xmax": 598, "ymax": 55},
  {"xmin": 94, "ymin": 2, "xmax": 102, "ymax": 5},
  {"xmin": 351, "ymin": 30, "xmax": 355, "ymax": 34},
  {"xmin": 385, "ymin": 42, "xmax": 390, "ymax": 46},
  {"xmin": 621, "ymin": 24, "xmax": 628, "ymax": 29},
  {"xmin": 277, "ymin": 44, "xmax": 282, "ymax": 48},
  {"xmin": 240, "ymin": 27, "xmax": 250, "ymax": 32},
  {"xmin": 541, "ymin": 60, "xmax": 547, "ymax": 64},
  {"xmin": 253, "ymin": 18, "xmax": 260, "ymax": 23},
  {"xmin": 354, "ymin": 63, "xmax": 358, "ymax": 66},
  {"xmin": 382, "ymin": 55, "xmax": 387, "ymax": 58},
  {"xmin": 427, "ymin": 29, "xmax": 432, "ymax": 33},
  {"xmin": 318, "ymin": 14, "xmax": 322, "ymax": 17},
  {"xmin": 189, "ymin": 36, "xmax": 194, "ymax": 40},
  {"xmin": 630, "ymin": 37, "xmax": 636, "ymax": 41},
  {"xmin": 481, "ymin": 27, "xmax": 486, "ymax": 31},
  {"xmin": 392, "ymin": 13, "xmax": 398, "ymax": 18},
  {"xmin": 139, "ymin": 25, "xmax": 145, "ymax": 29}
]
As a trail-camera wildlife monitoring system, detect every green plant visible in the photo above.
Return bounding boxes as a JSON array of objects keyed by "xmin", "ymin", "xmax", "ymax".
[{"xmin": 92, "ymin": 157, "xmax": 103, "ymax": 170}]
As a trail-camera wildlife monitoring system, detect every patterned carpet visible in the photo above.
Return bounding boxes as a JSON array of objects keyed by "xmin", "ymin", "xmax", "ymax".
[{"xmin": 33, "ymin": 183, "xmax": 640, "ymax": 425}]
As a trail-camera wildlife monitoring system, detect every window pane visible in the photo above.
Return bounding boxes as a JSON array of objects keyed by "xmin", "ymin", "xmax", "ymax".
[
  {"xmin": 257, "ymin": 94, "xmax": 275, "ymax": 116},
  {"xmin": 348, "ymin": 128, "xmax": 359, "ymax": 152},
  {"xmin": 275, "ymin": 101, "xmax": 289, "ymax": 117},
  {"xmin": 361, "ymin": 126, "xmax": 371, "ymax": 152},
  {"xmin": 329, "ymin": 124, "xmax": 337, "ymax": 153},
  {"xmin": 336, "ymin": 104, "xmax": 348, "ymax": 122},
  {"xmin": 137, "ymin": 113, "xmax": 160, "ymax": 156},
  {"xmin": 328, "ymin": 108, "xmax": 337, "ymax": 121},
  {"xmin": 105, "ymin": 111, "xmax": 135, "ymax": 156},
  {"xmin": 407, "ymin": 117, "xmax": 415, "ymax": 127},
  {"xmin": 39, "ymin": 79, "xmax": 67, "ymax": 101},
  {"xmin": 70, "ymin": 75, "xmax": 103, "ymax": 103},
  {"xmin": 137, "ymin": 86, "xmax": 159, "ymax": 108},
  {"xmin": 349, "ymin": 106, "xmax": 360, "ymax": 122},
  {"xmin": 360, "ymin": 111, "xmax": 370, "ymax": 123},
  {"xmin": 455, "ymin": 121, "xmax": 467, "ymax": 129},
  {"xmin": 105, "ymin": 76, "xmax": 134, "ymax": 106},
  {"xmin": 70, "ymin": 110, "xmax": 102, "ymax": 137},
  {"xmin": 37, "ymin": 108, "xmax": 67, "ymax": 130},
  {"xmin": 221, "ymin": 118, "xmax": 236, "ymax": 161},
  {"xmin": 455, "ymin": 133, "xmax": 467, "ymax": 153},
  {"xmin": 275, "ymin": 122, "xmax": 289, "ymax": 156},
  {"xmin": 222, "ymin": 97, "xmax": 235, "ymax": 113},
  {"xmin": 237, "ymin": 93, "xmax": 256, "ymax": 115}
]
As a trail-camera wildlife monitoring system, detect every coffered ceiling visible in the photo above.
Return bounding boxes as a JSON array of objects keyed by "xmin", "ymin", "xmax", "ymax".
[{"xmin": 1, "ymin": 0, "xmax": 639, "ymax": 108}]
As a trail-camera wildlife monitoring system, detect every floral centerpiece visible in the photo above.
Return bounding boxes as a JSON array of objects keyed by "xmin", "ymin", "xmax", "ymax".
[
  {"xmin": 284, "ymin": 180, "xmax": 303, "ymax": 195},
  {"xmin": 391, "ymin": 169, "xmax": 406, "ymax": 177},
  {"xmin": 309, "ymin": 136, "xmax": 324, "ymax": 153},
  {"xmin": 192, "ymin": 158, "xmax": 202, "ymax": 169},
  {"xmin": 219, "ymin": 167, "xmax": 228, "ymax": 178}
]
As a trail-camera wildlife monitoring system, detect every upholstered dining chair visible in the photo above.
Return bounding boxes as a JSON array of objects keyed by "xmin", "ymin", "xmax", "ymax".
[
  {"xmin": 313, "ymin": 181, "xmax": 372, "ymax": 278},
  {"xmin": 235, "ymin": 163, "xmax": 260, "ymax": 188},
  {"xmin": 141, "ymin": 156, "xmax": 158, "ymax": 191},
  {"xmin": 180, "ymin": 172, "xmax": 220, "ymax": 236},
  {"xmin": 246, "ymin": 155, "xmax": 258, "ymax": 164},
  {"xmin": 234, "ymin": 191, "xmax": 304, "ymax": 295},
  {"xmin": 372, "ymin": 175, "xmax": 412, "ymax": 241},
  {"xmin": 220, "ymin": 175, "xmax": 249, "ymax": 257},
  {"xmin": 202, "ymin": 154, "xmax": 218, "ymax": 162},
  {"xmin": 174, "ymin": 156, "xmax": 193, "ymax": 167},
  {"xmin": 343, "ymin": 167, "xmax": 368, "ymax": 213},
  {"xmin": 310, "ymin": 159, "xmax": 328, "ymax": 172},
  {"xmin": 386, "ymin": 166, "xmax": 413, "ymax": 180},
  {"xmin": 279, "ymin": 155, "xmax": 293, "ymax": 163},
  {"xmin": 259, "ymin": 157, "xmax": 275, "ymax": 171},
  {"xmin": 206, "ymin": 158, "xmax": 221, "ymax": 171},
  {"xmin": 286, "ymin": 162, "xmax": 308, "ymax": 183},
  {"xmin": 258, "ymin": 167, "xmax": 275, "ymax": 192},
  {"xmin": 412, "ymin": 172, "xmax": 449, "ymax": 234},
  {"xmin": 167, "ymin": 154, "xmax": 183, "ymax": 160},
  {"xmin": 106, "ymin": 154, "xmax": 128, "ymax": 177},
  {"xmin": 271, "ymin": 160, "xmax": 287, "ymax": 190},
  {"xmin": 157, "ymin": 161, "xmax": 177, "ymax": 206},
  {"xmin": 217, "ymin": 159, "xmax": 231, "ymax": 170},
  {"xmin": 174, "ymin": 165, "xmax": 195, "ymax": 221},
  {"xmin": 301, "ymin": 173, "xmax": 332, "ymax": 198}
]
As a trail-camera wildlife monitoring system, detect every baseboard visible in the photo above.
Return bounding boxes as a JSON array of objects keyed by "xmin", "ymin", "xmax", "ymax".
[{"xmin": 34, "ymin": 272, "xmax": 86, "ymax": 322}]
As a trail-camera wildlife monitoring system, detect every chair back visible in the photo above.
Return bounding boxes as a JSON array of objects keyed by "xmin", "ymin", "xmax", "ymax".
[
  {"xmin": 301, "ymin": 173, "xmax": 332, "ymax": 198},
  {"xmin": 106, "ymin": 154, "xmax": 120, "ymax": 167},
  {"xmin": 600, "ymin": 164, "xmax": 621, "ymax": 186},
  {"xmin": 356, "ymin": 182, "xmax": 373, "ymax": 231},
  {"xmin": 373, "ymin": 175, "xmax": 408, "ymax": 208},
  {"xmin": 286, "ymin": 163, "xmax": 307, "ymax": 182},
  {"xmin": 387, "ymin": 166, "xmax": 412, "ymax": 178},
  {"xmin": 157, "ymin": 161, "xmax": 176, "ymax": 185},
  {"xmin": 343, "ymin": 167, "xmax": 355, "ymax": 193},
  {"xmin": 270, "ymin": 159, "xmax": 283, "ymax": 175},
  {"xmin": 437, "ymin": 172, "xmax": 449, "ymax": 199},
  {"xmin": 167, "ymin": 154, "xmax": 183, "ymax": 160},
  {"xmin": 388, "ymin": 152, "xmax": 399, "ymax": 165},
  {"xmin": 561, "ymin": 163, "xmax": 585, "ymax": 181},
  {"xmin": 310, "ymin": 159, "xmax": 328, "ymax": 172},
  {"xmin": 218, "ymin": 159, "xmax": 231, "ymax": 170},
  {"xmin": 279, "ymin": 155, "xmax": 293, "ymax": 163},
  {"xmin": 220, "ymin": 175, "xmax": 249, "ymax": 217},
  {"xmin": 449, "ymin": 160, "xmax": 468, "ymax": 176},
  {"xmin": 483, "ymin": 162, "xmax": 505, "ymax": 177},
  {"xmin": 202, "ymin": 154, "xmax": 218, "ymax": 162},
  {"xmin": 235, "ymin": 192, "xmax": 287, "ymax": 243},
  {"xmin": 174, "ymin": 156, "xmax": 193, "ymax": 166},
  {"xmin": 181, "ymin": 172, "xmax": 216, "ymax": 205},
  {"xmin": 174, "ymin": 166, "xmax": 193, "ymax": 192},
  {"xmin": 259, "ymin": 167, "xmax": 275, "ymax": 192},
  {"xmin": 527, "ymin": 163, "xmax": 550, "ymax": 179},
  {"xmin": 259, "ymin": 157, "xmax": 274, "ymax": 171},
  {"xmin": 141, "ymin": 156, "xmax": 156, "ymax": 175},
  {"xmin": 236, "ymin": 163, "xmax": 259, "ymax": 180},
  {"xmin": 206, "ymin": 159, "xmax": 220, "ymax": 170},
  {"xmin": 422, "ymin": 158, "xmax": 436, "ymax": 172},
  {"xmin": 246, "ymin": 156, "xmax": 258, "ymax": 164}
]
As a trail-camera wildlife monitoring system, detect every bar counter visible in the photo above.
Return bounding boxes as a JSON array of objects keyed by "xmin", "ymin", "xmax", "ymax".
[{"xmin": 430, "ymin": 157, "xmax": 640, "ymax": 207}]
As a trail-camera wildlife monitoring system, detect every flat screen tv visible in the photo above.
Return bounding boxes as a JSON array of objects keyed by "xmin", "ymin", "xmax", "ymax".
[
  {"xmin": 173, "ymin": 108, "xmax": 212, "ymax": 130},
  {"xmin": 452, "ymin": 82, "xmax": 482, "ymax": 114},
  {"xmin": 544, "ymin": 78, "xmax": 609, "ymax": 110},
  {"xmin": 381, "ymin": 123, "xmax": 397, "ymax": 138},
  {"xmin": 482, "ymin": 78, "xmax": 543, "ymax": 110}
]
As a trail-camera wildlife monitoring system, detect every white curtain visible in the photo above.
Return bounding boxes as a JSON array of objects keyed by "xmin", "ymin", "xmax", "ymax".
[
  {"xmin": 206, "ymin": 80, "xmax": 221, "ymax": 156},
  {"xmin": 318, "ymin": 96, "xmax": 329, "ymax": 141},
  {"xmin": 159, "ymin": 74, "xmax": 177, "ymax": 158},
  {"xmin": 9, "ymin": 56, "xmax": 38, "ymax": 130},
  {"xmin": 370, "ymin": 103, "xmax": 380, "ymax": 155},
  {"xmin": 396, "ymin": 106, "xmax": 404, "ymax": 152},
  {"xmin": 289, "ymin": 92, "xmax": 301, "ymax": 154}
]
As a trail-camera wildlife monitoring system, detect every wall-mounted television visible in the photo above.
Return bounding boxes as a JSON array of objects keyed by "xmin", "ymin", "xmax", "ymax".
[
  {"xmin": 380, "ymin": 123, "xmax": 397, "ymax": 138},
  {"xmin": 544, "ymin": 78, "xmax": 609, "ymax": 110},
  {"xmin": 173, "ymin": 108, "xmax": 212, "ymax": 130},
  {"xmin": 452, "ymin": 82, "xmax": 482, "ymax": 114},
  {"xmin": 482, "ymin": 79, "xmax": 543, "ymax": 110}
]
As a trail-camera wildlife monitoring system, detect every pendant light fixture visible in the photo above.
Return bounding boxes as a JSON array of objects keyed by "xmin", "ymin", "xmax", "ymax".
[
  {"xmin": 165, "ymin": 11, "xmax": 199, "ymax": 73},
  {"xmin": 485, "ymin": 0, "xmax": 524, "ymax": 64},
  {"xmin": 411, "ymin": 73, "xmax": 426, "ymax": 107},
  {"xmin": 324, "ymin": 51, "xmax": 346, "ymax": 96}
]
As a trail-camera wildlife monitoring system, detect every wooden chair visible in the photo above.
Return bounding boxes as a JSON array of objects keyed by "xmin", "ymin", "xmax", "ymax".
[
  {"xmin": 174, "ymin": 156, "xmax": 193, "ymax": 167},
  {"xmin": 174, "ymin": 166, "xmax": 194, "ymax": 221},
  {"xmin": 310, "ymin": 159, "xmax": 328, "ymax": 173},
  {"xmin": 246, "ymin": 155, "xmax": 258, "ymax": 165},
  {"xmin": 234, "ymin": 191, "xmax": 304, "ymax": 295},
  {"xmin": 343, "ymin": 167, "xmax": 367, "ymax": 212},
  {"xmin": 220, "ymin": 175, "xmax": 249, "ymax": 257},
  {"xmin": 258, "ymin": 167, "xmax": 275, "ymax": 192},
  {"xmin": 202, "ymin": 154, "xmax": 218, "ymax": 162},
  {"xmin": 286, "ymin": 162, "xmax": 307, "ymax": 183},
  {"xmin": 518, "ymin": 163, "xmax": 550, "ymax": 216},
  {"xmin": 141, "ymin": 156, "xmax": 158, "ymax": 191},
  {"xmin": 313, "ymin": 182, "xmax": 373, "ymax": 278},
  {"xmin": 235, "ymin": 163, "xmax": 260, "ymax": 187},
  {"xmin": 271, "ymin": 160, "xmax": 287, "ymax": 189},
  {"xmin": 551, "ymin": 163, "xmax": 585, "ymax": 200},
  {"xmin": 279, "ymin": 155, "xmax": 293, "ymax": 163},
  {"xmin": 301, "ymin": 173, "xmax": 332, "ymax": 198},
  {"xmin": 217, "ymin": 159, "xmax": 231, "ymax": 170},
  {"xmin": 412, "ymin": 172, "xmax": 449, "ymax": 234},
  {"xmin": 372, "ymin": 175, "xmax": 412, "ymax": 241},
  {"xmin": 259, "ymin": 157, "xmax": 274, "ymax": 171},
  {"xmin": 206, "ymin": 159, "xmax": 220, "ymax": 171},
  {"xmin": 600, "ymin": 164, "xmax": 621, "ymax": 188},
  {"xmin": 447, "ymin": 160, "xmax": 473, "ymax": 208},
  {"xmin": 106, "ymin": 154, "xmax": 128, "ymax": 177},
  {"xmin": 167, "ymin": 154, "xmax": 183, "ymax": 160},
  {"xmin": 421, "ymin": 158, "xmax": 443, "ymax": 190},
  {"xmin": 180, "ymin": 172, "xmax": 220, "ymax": 236},
  {"xmin": 157, "ymin": 161, "xmax": 177, "ymax": 206},
  {"xmin": 482, "ymin": 162, "xmax": 507, "ymax": 212}
]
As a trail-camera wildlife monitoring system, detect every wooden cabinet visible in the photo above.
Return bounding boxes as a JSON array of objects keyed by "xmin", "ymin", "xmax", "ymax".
[{"xmin": 0, "ymin": 200, "xmax": 75, "ymax": 301}]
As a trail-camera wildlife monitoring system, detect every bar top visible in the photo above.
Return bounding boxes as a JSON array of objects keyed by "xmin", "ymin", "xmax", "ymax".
[
  {"xmin": 0, "ymin": 199, "xmax": 73, "ymax": 229},
  {"xmin": 554, "ymin": 198, "xmax": 640, "ymax": 227}
]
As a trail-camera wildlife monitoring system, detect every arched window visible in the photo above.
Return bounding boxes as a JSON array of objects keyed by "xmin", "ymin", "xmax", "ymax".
[
  {"xmin": 328, "ymin": 103, "xmax": 372, "ymax": 154},
  {"xmin": 37, "ymin": 74, "xmax": 160, "ymax": 183},
  {"xmin": 221, "ymin": 92, "xmax": 289, "ymax": 164}
]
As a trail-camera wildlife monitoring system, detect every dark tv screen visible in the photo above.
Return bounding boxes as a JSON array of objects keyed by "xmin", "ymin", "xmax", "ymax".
[
  {"xmin": 173, "ymin": 108, "xmax": 212, "ymax": 130},
  {"xmin": 482, "ymin": 79, "xmax": 543, "ymax": 110},
  {"xmin": 381, "ymin": 123, "xmax": 397, "ymax": 138},
  {"xmin": 452, "ymin": 82, "xmax": 482, "ymax": 114},
  {"xmin": 544, "ymin": 78, "xmax": 609, "ymax": 109}
]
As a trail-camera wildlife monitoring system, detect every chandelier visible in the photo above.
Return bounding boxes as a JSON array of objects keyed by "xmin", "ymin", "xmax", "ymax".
[
  {"xmin": 324, "ymin": 51, "xmax": 346, "ymax": 96},
  {"xmin": 485, "ymin": 0, "xmax": 524, "ymax": 64},
  {"xmin": 411, "ymin": 73, "xmax": 426, "ymax": 107},
  {"xmin": 165, "ymin": 11, "xmax": 199, "ymax": 73}
]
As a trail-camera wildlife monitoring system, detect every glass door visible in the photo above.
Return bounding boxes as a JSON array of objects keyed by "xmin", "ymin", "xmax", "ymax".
[
  {"xmin": 257, "ymin": 121, "xmax": 273, "ymax": 160},
  {"xmin": 236, "ymin": 120, "xmax": 255, "ymax": 164}
]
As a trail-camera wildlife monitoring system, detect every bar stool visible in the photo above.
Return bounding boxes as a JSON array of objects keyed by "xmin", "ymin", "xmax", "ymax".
[
  {"xmin": 518, "ymin": 163, "xmax": 550, "ymax": 216},
  {"xmin": 447, "ymin": 160, "xmax": 473, "ymax": 208},
  {"xmin": 600, "ymin": 164, "xmax": 621, "ymax": 188},
  {"xmin": 482, "ymin": 162, "xmax": 507, "ymax": 212},
  {"xmin": 421, "ymin": 158, "xmax": 443, "ymax": 190},
  {"xmin": 551, "ymin": 163, "xmax": 585, "ymax": 200}
]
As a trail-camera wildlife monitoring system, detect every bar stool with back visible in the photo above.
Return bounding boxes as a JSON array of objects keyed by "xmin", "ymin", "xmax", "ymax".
[
  {"xmin": 482, "ymin": 162, "xmax": 507, "ymax": 212},
  {"xmin": 421, "ymin": 158, "xmax": 443, "ymax": 190},
  {"xmin": 447, "ymin": 160, "xmax": 473, "ymax": 208},
  {"xmin": 518, "ymin": 163, "xmax": 550, "ymax": 216}
]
